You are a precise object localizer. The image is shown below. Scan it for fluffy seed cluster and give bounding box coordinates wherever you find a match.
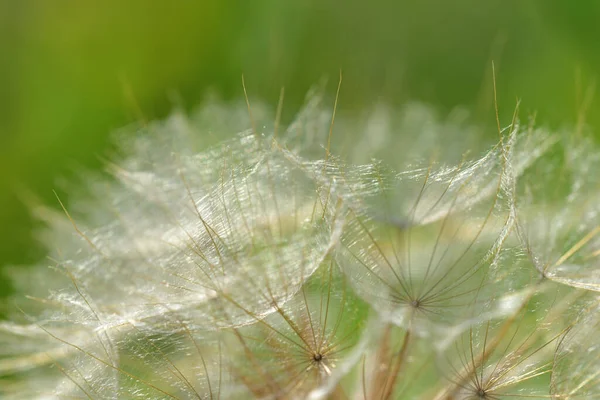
[2,92,600,399]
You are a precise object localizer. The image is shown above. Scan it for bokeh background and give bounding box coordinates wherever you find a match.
[1,1,599,300]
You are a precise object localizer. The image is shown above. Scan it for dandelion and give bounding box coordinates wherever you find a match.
[0,96,344,398]
[2,88,600,400]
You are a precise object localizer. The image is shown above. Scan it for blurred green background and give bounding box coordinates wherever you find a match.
[1,1,599,298]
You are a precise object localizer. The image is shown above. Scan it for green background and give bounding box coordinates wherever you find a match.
[1,1,599,297]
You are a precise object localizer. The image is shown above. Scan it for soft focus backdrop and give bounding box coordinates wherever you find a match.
[1,1,599,299]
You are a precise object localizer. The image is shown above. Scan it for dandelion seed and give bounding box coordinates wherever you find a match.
[222,259,368,399]
[514,131,600,291]
[551,299,600,399]
[435,283,583,400]
[333,139,517,337]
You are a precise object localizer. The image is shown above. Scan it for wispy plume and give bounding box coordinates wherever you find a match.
[2,89,600,400]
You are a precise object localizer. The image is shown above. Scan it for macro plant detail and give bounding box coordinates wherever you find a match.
[1,91,600,400]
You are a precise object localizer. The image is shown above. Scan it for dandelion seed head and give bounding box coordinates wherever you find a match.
[2,91,600,399]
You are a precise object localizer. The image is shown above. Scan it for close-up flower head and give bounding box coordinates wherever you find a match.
[1,2,600,399]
